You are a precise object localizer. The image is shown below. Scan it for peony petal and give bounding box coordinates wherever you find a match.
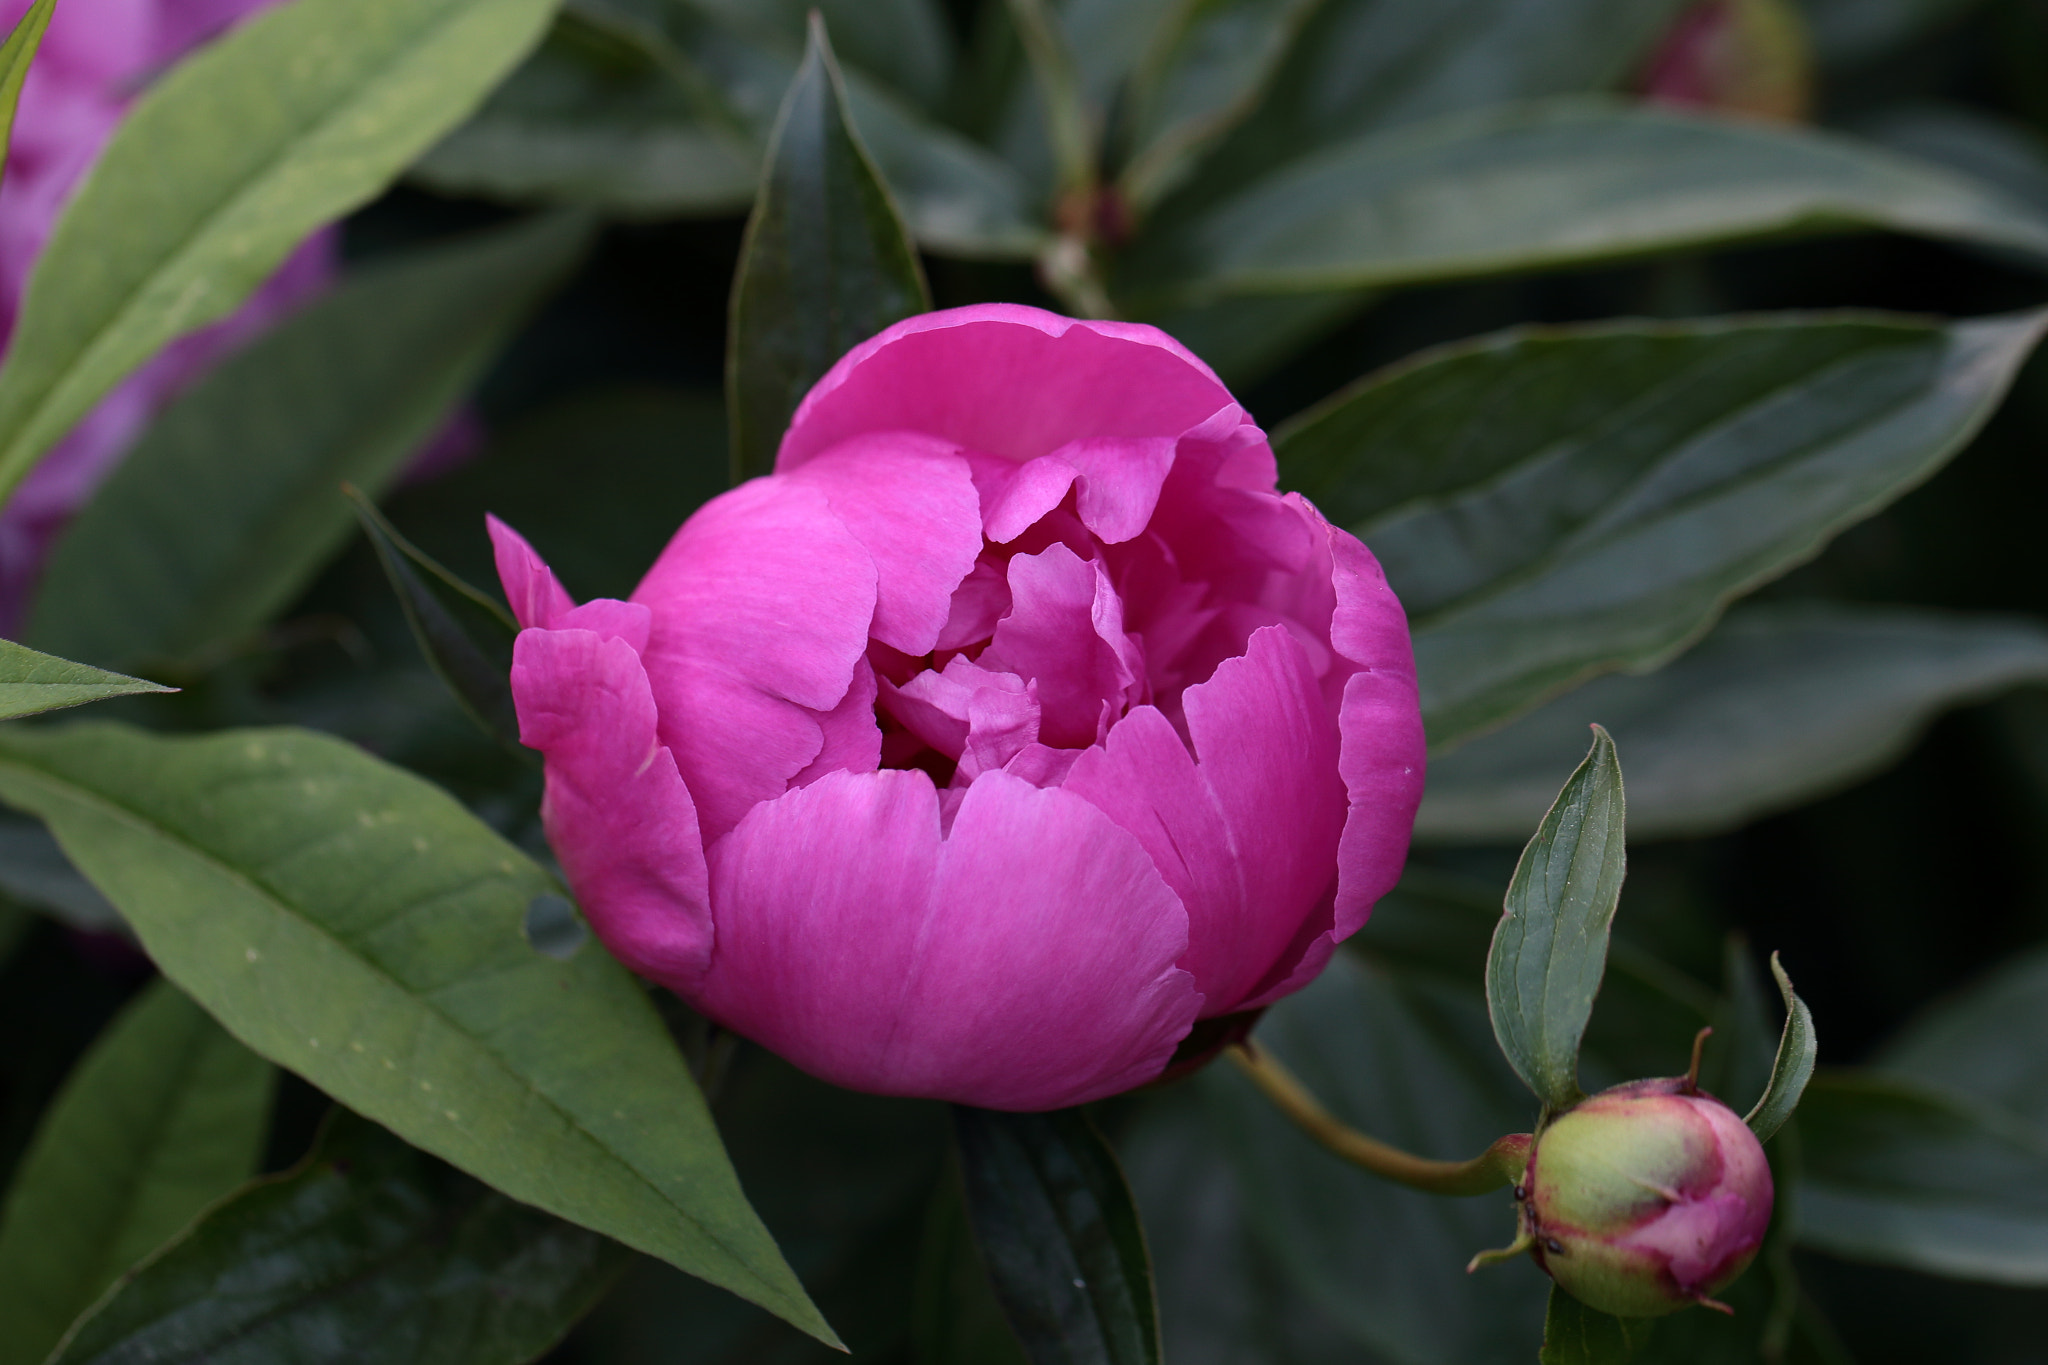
[489,514,575,630]
[981,542,1144,749]
[1064,626,1345,1012]
[778,304,1236,474]
[793,657,882,786]
[786,432,983,656]
[634,478,879,839]
[698,768,1198,1110]
[511,626,713,991]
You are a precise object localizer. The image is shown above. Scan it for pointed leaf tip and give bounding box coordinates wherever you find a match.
[1745,952,1817,1142]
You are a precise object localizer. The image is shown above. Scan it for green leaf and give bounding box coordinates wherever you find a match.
[27,212,590,673]
[1794,1072,2048,1283]
[1745,955,1818,1143]
[912,1164,1032,1365]
[0,640,171,720]
[1486,725,1627,1112]
[1203,951,1549,1362]
[49,1109,630,1364]
[951,1106,1161,1365]
[1275,311,2048,748]
[0,0,562,510]
[0,0,57,186]
[344,487,522,753]
[1878,943,2048,1133]
[0,813,120,931]
[1415,604,2048,841]
[0,722,836,1345]
[1540,1286,1655,1364]
[0,979,274,1365]
[727,15,930,483]
[1118,101,2048,306]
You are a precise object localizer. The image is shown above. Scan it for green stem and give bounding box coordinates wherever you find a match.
[1228,1043,1531,1197]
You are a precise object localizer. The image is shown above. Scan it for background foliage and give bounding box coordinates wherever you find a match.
[6,0,2048,1361]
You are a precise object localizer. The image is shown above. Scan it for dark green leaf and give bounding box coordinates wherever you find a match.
[1415,604,2048,841]
[0,0,561,507]
[49,1109,630,1364]
[1878,943,2048,1134]
[1276,311,2048,747]
[0,722,835,1345]
[1746,955,1817,1143]
[344,487,522,753]
[1486,726,1627,1112]
[1119,102,2048,306]
[913,1164,1031,1365]
[0,980,274,1365]
[727,16,930,483]
[951,1106,1161,1365]
[0,0,57,186]
[28,213,589,672]
[1540,1286,1655,1364]
[0,640,171,720]
[1795,1072,2048,1283]
[1204,951,1548,1362]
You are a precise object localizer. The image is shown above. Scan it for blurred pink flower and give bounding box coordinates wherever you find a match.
[1640,0,1811,123]
[0,0,337,633]
[493,304,1427,1111]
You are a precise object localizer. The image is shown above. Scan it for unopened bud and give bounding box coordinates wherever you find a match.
[1640,0,1812,123]
[1520,1077,1772,1317]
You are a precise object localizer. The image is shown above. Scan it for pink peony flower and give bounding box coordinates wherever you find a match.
[492,304,1426,1111]
[1523,1077,1775,1316]
[0,0,336,633]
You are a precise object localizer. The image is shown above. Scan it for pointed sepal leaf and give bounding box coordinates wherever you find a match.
[0,639,171,720]
[344,486,522,752]
[1745,953,1817,1143]
[1486,725,1628,1112]
[726,13,930,484]
[951,1105,1162,1365]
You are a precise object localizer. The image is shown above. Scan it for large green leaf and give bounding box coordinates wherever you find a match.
[951,1106,1161,1365]
[727,16,930,482]
[1415,604,2048,842]
[0,980,273,1365]
[49,1109,628,1364]
[1877,944,2048,1134]
[1486,727,1627,1113]
[1119,101,2048,305]
[0,0,561,508]
[0,640,170,720]
[28,213,589,672]
[0,722,835,1345]
[1276,311,2048,747]
[1794,1072,2048,1284]
[1205,952,1549,1364]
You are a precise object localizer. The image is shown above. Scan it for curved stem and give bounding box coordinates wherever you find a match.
[1227,1043,1531,1197]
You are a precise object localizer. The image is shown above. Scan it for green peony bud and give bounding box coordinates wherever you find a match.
[1518,1077,1773,1317]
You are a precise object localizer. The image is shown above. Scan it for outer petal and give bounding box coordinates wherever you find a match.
[697,768,1198,1110]
[633,479,879,840]
[490,514,574,629]
[777,304,1236,473]
[511,625,713,991]
[1063,626,1345,1012]
[784,432,984,656]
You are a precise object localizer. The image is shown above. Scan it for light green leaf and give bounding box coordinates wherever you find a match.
[0,639,170,720]
[1540,1286,1655,1364]
[27,213,589,672]
[1119,101,2048,306]
[1795,1072,2048,1284]
[727,16,929,482]
[1415,604,2048,842]
[1276,311,2048,748]
[1878,943,2048,1134]
[0,0,561,508]
[1486,726,1627,1112]
[0,0,57,187]
[0,979,274,1365]
[1745,954,1817,1144]
[951,1106,1160,1365]
[49,1109,629,1365]
[1204,951,1550,1362]
[0,722,836,1345]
